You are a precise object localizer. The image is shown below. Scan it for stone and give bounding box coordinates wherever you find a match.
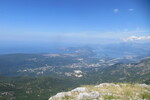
[71,87,88,92]
[49,92,72,100]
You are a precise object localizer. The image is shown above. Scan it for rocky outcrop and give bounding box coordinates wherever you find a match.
[48,83,150,100]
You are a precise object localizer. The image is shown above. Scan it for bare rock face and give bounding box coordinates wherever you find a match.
[139,84,150,88]
[77,91,100,99]
[48,83,150,100]
[95,83,120,88]
[71,87,88,92]
[48,92,71,100]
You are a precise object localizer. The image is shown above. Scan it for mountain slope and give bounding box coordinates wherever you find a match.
[0,76,79,100]
[80,57,150,84]
[49,83,150,100]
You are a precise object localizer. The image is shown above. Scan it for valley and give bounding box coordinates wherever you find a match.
[0,44,150,100]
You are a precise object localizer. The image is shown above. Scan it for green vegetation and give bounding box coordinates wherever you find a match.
[140,92,150,99]
[103,95,117,100]
[0,76,79,100]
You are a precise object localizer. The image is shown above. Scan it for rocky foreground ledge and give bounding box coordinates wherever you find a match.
[48,83,150,100]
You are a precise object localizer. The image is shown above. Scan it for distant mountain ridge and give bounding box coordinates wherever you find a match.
[83,57,150,84]
[0,53,150,84]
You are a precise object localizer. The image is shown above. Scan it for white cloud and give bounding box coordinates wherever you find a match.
[123,36,150,41]
[113,9,119,13]
[128,9,134,11]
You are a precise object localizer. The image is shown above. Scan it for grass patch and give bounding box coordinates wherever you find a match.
[140,92,150,99]
[103,95,117,100]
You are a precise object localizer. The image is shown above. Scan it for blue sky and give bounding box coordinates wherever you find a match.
[0,0,150,44]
